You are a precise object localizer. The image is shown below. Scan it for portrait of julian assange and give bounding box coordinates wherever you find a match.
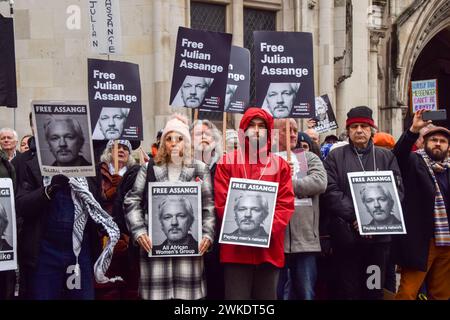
[0,202,13,252]
[262,82,300,118]
[171,75,214,108]
[92,107,130,140]
[222,192,270,239]
[152,196,198,252]
[37,114,93,167]
[358,184,404,232]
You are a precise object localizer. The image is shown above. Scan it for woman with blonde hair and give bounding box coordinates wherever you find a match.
[124,114,215,300]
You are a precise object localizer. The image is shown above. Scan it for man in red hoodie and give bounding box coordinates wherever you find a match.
[214,107,295,300]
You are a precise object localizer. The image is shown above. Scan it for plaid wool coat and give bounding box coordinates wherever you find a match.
[124,160,216,300]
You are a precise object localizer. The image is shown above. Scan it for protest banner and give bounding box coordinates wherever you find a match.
[0,178,17,271]
[255,31,315,118]
[32,101,96,177]
[88,58,142,141]
[348,171,406,235]
[169,27,232,112]
[149,182,202,257]
[219,178,278,248]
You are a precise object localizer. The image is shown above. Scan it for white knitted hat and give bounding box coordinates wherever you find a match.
[161,114,191,144]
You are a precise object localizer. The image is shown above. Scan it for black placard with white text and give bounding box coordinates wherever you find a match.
[169,27,232,112]
[255,31,315,118]
[225,46,250,113]
[88,58,142,140]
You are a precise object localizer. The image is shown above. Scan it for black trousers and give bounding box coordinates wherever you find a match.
[330,242,390,300]
[0,270,16,300]
[204,242,224,300]
[224,263,280,300]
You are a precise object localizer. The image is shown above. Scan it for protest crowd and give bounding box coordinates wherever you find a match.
[0,17,449,302]
[0,104,449,301]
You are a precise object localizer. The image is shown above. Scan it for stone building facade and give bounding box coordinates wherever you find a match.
[0,0,449,151]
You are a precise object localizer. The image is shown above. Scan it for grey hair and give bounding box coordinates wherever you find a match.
[0,203,8,236]
[190,119,223,157]
[233,192,269,221]
[360,184,394,206]
[100,143,136,168]
[158,196,194,228]
[0,128,18,141]
[43,116,85,146]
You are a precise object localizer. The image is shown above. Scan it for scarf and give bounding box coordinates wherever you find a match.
[416,149,450,246]
[44,176,122,283]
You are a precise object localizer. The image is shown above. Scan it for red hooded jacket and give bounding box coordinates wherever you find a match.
[214,107,295,267]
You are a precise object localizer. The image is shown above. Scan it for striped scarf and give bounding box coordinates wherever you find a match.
[416,149,450,246]
[44,176,122,283]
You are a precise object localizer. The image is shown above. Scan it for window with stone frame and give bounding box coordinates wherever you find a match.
[190,1,226,121]
[244,8,276,105]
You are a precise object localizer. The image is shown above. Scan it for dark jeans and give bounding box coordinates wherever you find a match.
[330,242,390,300]
[286,252,317,300]
[224,263,280,300]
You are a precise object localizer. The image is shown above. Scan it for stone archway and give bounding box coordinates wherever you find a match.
[390,0,450,134]
[408,27,450,128]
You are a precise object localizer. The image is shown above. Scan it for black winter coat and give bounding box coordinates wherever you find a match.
[321,141,403,248]
[15,155,101,269]
[392,129,450,271]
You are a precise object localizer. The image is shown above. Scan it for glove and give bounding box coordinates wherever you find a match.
[45,174,69,199]
[111,174,121,187]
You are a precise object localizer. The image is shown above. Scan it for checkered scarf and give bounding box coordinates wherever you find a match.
[416,149,450,246]
[44,176,122,283]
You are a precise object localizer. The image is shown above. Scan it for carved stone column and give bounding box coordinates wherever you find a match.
[369,30,385,127]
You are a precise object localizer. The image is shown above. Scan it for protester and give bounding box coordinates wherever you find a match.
[190,119,222,183]
[393,110,450,300]
[274,118,327,300]
[95,140,139,300]
[304,128,322,158]
[225,129,239,153]
[321,106,403,300]
[295,132,313,152]
[214,107,294,300]
[124,114,215,300]
[190,119,223,299]
[19,135,32,153]
[0,128,18,161]
[15,113,119,299]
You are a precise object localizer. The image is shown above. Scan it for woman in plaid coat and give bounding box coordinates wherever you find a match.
[124,115,215,300]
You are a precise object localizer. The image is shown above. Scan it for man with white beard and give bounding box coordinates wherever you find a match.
[190,119,224,300]
[190,120,223,185]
